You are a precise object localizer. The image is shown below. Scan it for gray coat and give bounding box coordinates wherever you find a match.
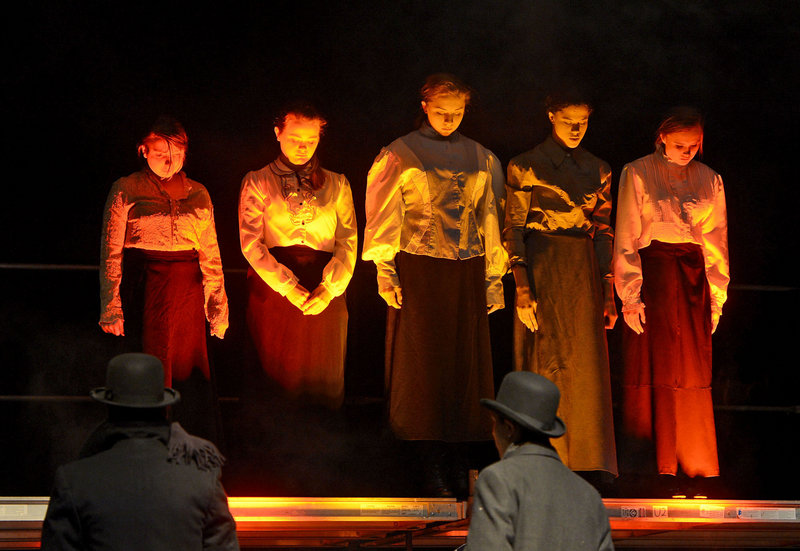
[41,422,239,550]
[466,442,613,550]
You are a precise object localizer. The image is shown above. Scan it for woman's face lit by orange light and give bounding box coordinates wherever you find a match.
[275,116,322,166]
[549,104,590,149]
[422,93,466,137]
[661,126,703,166]
[144,138,186,179]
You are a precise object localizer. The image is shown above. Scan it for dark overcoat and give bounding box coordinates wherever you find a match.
[466,442,613,550]
[41,422,239,550]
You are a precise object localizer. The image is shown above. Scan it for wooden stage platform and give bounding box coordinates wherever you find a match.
[2,496,799,549]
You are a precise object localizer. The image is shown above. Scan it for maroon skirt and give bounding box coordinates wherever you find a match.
[620,240,718,477]
[246,245,347,409]
[385,251,494,442]
[121,248,209,384]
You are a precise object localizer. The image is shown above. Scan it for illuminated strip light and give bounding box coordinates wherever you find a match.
[605,499,799,523]
[228,497,464,523]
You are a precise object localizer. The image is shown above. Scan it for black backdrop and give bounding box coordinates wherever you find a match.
[2,1,798,498]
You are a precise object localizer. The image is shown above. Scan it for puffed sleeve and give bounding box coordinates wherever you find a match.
[202,473,240,551]
[465,468,514,551]
[320,174,358,296]
[613,163,646,310]
[503,159,534,267]
[99,178,132,326]
[699,174,729,314]
[362,148,404,291]
[239,170,300,295]
[195,189,229,338]
[41,468,84,551]
[477,151,508,309]
[592,161,614,282]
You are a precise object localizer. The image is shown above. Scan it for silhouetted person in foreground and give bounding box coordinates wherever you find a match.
[466,371,613,550]
[41,353,239,550]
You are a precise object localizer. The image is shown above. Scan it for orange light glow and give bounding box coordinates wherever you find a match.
[227,497,464,524]
[605,498,799,524]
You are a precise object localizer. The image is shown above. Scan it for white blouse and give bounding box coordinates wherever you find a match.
[238,161,357,297]
[613,149,729,314]
[362,124,507,307]
[99,169,229,336]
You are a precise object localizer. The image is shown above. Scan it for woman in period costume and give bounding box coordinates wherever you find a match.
[99,116,229,441]
[504,92,618,479]
[613,106,728,496]
[239,103,357,409]
[362,74,507,496]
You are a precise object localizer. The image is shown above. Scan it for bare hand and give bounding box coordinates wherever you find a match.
[515,286,538,332]
[604,294,618,329]
[622,303,646,334]
[379,286,403,309]
[285,283,311,311]
[302,285,334,316]
[488,303,503,314]
[711,311,720,334]
[99,319,125,336]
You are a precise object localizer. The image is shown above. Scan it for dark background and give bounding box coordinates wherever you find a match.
[2,1,798,499]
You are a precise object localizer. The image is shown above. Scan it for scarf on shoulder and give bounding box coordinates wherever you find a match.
[79,420,224,472]
[270,153,324,193]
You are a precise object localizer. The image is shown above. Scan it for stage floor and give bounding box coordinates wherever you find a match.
[2,496,799,549]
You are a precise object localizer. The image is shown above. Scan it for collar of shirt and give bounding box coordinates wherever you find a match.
[502,441,562,462]
[654,144,694,171]
[541,135,593,172]
[418,120,462,143]
[144,168,190,199]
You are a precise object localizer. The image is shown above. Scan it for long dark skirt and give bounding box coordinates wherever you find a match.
[513,232,617,475]
[120,248,221,443]
[386,252,494,442]
[121,249,209,382]
[246,245,347,409]
[620,240,719,477]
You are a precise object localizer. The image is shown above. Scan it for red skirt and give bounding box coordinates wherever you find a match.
[620,241,719,477]
[121,248,209,384]
[246,246,347,409]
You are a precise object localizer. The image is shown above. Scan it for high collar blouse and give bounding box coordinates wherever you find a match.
[504,136,614,278]
[99,169,229,336]
[613,148,729,313]
[238,159,357,297]
[362,123,507,307]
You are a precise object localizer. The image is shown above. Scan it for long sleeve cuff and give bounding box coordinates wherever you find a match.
[486,276,505,309]
[375,260,400,291]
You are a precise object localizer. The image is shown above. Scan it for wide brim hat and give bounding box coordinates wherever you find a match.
[480,371,566,438]
[90,353,180,408]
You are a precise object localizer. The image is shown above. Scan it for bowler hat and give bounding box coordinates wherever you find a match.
[480,371,566,438]
[90,353,180,408]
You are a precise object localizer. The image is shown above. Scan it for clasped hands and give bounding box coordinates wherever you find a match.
[285,282,334,315]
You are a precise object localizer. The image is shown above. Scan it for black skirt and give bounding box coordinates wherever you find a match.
[246,245,348,409]
[385,251,494,442]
